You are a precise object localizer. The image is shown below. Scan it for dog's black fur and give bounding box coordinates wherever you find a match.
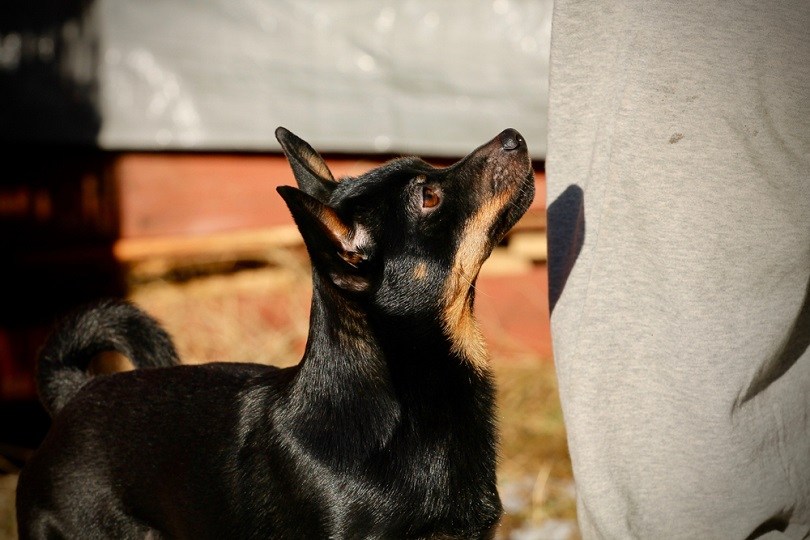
[16,128,534,539]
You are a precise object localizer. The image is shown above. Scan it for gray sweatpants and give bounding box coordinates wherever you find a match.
[546,1,810,538]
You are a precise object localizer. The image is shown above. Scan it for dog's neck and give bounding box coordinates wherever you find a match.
[281,273,496,468]
[296,274,386,386]
[297,273,489,396]
[279,274,398,461]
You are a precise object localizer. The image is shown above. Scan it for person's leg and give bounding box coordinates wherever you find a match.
[547,1,810,537]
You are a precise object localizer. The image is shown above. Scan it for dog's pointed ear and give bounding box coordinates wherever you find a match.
[277,186,370,293]
[276,127,338,202]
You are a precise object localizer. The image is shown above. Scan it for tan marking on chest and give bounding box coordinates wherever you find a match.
[442,192,511,372]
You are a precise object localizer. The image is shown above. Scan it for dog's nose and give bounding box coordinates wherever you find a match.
[499,128,525,151]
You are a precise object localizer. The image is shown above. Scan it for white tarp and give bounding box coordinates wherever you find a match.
[2,1,552,158]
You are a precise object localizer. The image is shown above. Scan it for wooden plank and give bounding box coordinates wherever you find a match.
[508,232,548,263]
[113,226,302,262]
[510,207,546,233]
[112,153,546,239]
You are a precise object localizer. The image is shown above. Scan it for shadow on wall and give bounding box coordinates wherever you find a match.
[547,184,584,314]
[0,0,110,407]
[0,0,100,144]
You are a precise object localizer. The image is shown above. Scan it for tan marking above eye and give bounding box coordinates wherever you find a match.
[422,186,440,209]
[413,262,428,280]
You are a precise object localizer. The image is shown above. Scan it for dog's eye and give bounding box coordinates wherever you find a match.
[422,186,441,209]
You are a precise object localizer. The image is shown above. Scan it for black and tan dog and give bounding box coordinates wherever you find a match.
[16,128,535,539]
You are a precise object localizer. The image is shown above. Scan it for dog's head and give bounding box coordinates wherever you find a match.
[277,127,534,369]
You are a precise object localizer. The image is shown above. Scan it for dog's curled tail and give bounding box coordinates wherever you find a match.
[37,299,180,417]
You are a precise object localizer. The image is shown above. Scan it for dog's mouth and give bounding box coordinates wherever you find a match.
[487,129,535,240]
[491,168,535,245]
[459,128,535,268]
[441,129,535,370]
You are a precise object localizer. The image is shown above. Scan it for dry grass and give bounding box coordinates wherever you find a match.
[0,254,577,539]
[0,476,15,540]
[128,248,312,367]
[494,359,577,538]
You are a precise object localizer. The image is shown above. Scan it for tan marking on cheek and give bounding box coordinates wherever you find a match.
[442,192,511,371]
[452,193,511,283]
[413,262,428,281]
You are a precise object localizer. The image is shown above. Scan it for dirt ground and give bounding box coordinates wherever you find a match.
[0,257,577,539]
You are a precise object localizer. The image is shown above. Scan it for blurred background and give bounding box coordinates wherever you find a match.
[0,1,574,538]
